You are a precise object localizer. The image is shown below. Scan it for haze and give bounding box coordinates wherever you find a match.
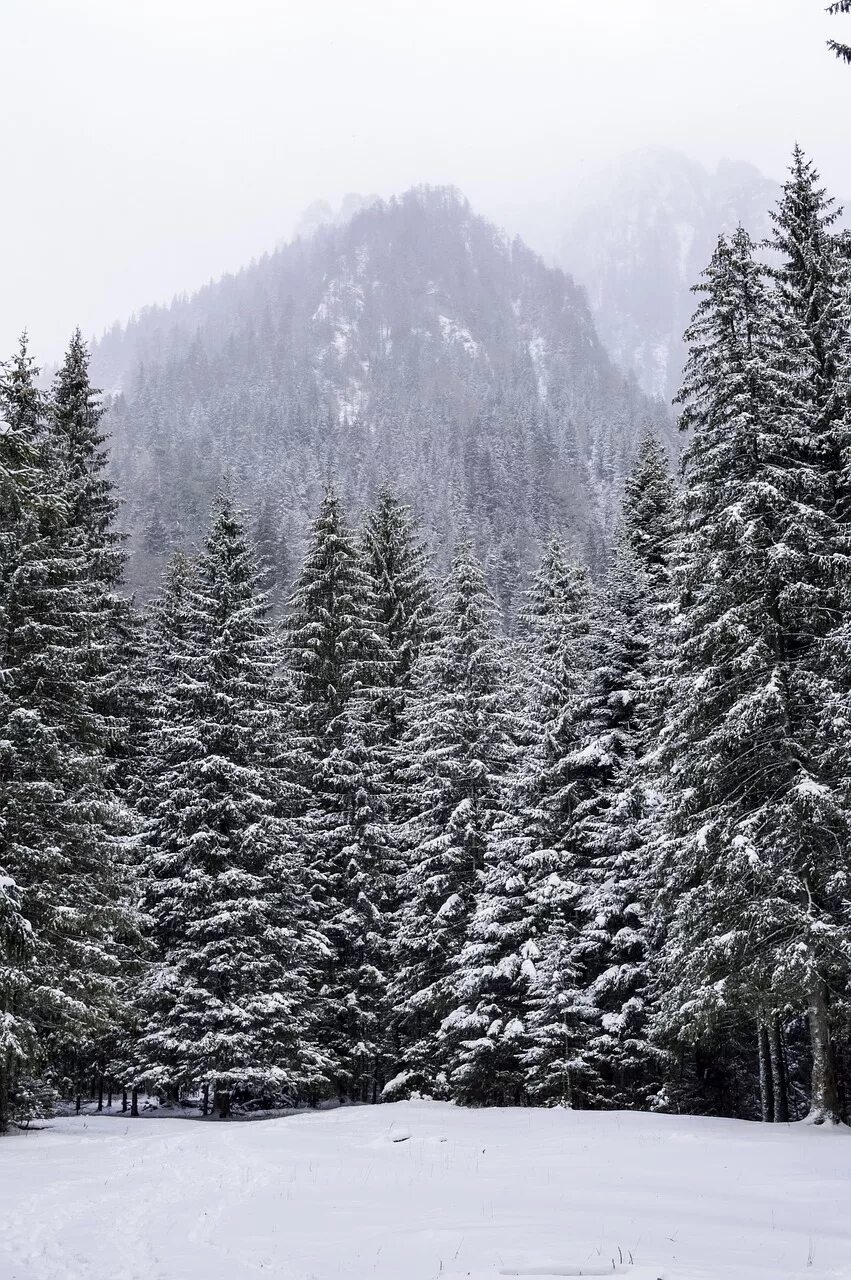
[2,0,848,361]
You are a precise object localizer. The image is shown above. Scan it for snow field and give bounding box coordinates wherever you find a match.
[1,1101,849,1280]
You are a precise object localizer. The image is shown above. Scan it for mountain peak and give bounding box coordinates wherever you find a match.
[93,187,668,602]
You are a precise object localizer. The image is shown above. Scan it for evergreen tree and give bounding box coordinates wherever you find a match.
[512,544,603,1106]
[51,331,143,789]
[360,485,436,745]
[133,496,322,1115]
[51,330,124,590]
[284,486,390,1098]
[562,442,677,1110]
[442,541,592,1106]
[768,147,851,523]
[620,434,677,603]
[656,227,851,1124]
[568,541,659,1108]
[285,486,386,758]
[0,336,130,1125]
[389,539,518,1099]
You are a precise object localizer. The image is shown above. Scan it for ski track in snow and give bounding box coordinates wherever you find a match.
[2,1101,850,1280]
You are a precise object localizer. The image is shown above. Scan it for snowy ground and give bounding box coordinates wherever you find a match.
[1,1102,850,1280]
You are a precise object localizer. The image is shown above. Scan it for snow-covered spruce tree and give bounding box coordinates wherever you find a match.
[51,330,125,591]
[133,496,321,1116]
[560,440,677,1111]
[330,486,438,1099]
[0,336,131,1125]
[360,485,436,747]
[506,541,597,1107]
[50,331,145,1099]
[284,486,392,1100]
[770,151,851,1121]
[440,540,592,1106]
[388,539,519,1100]
[567,538,660,1109]
[51,331,144,791]
[768,148,851,523]
[655,227,851,1124]
[620,433,677,605]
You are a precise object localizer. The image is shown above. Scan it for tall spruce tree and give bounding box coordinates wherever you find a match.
[0,336,130,1125]
[284,486,391,1099]
[51,331,144,794]
[389,539,518,1099]
[567,540,659,1108]
[768,147,851,523]
[133,496,322,1115]
[510,542,598,1106]
[360,485,436,746]
[563,441,676,1110]
[441,541,592,1105]
[620,434,677,603]
[656,227,851,1124]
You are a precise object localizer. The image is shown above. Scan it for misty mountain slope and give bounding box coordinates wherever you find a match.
[95,187,670,604]
[559,149,780,400]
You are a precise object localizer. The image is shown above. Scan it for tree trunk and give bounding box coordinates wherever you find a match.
[0,1053,10,1135]
[130,1086,139,1118]
[808,974,841,1124]
[107,1085,112,1109]
[214,1086,230,1119]
[769,1018,789,1123]
[758,1023,774,1122]
[202,1083,209,1117]
[121,1087,127,1114]
[97,1073,104,1113]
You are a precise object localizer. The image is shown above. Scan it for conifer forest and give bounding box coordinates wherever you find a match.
[3,151,851,1135]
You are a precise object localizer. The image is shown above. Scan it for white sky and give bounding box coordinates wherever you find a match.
[2,0,849,361]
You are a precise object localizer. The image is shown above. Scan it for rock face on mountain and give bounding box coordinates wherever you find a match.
[558,150,779,401]
[94,186,669,606]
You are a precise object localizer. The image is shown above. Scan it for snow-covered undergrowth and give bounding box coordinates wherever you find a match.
[1,1101,849,1279]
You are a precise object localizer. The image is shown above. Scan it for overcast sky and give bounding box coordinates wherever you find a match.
[2,0,849,361]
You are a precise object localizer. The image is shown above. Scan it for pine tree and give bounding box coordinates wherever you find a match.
[285,486,386,758]
[769,148,851,505]
[51,331,143,788]
[284,486,391,1099]
[51,330,125,591]
[0,336,130,1124]
[133,497,322,1115]
[511,543,601,1106]
[562,442,677,1110]
[568,541,659,1108]
[389,539,518,1099]
[656,227,851,1124]
[440,541,590,1106]
[620,434,677,604]
[360,485,436,746]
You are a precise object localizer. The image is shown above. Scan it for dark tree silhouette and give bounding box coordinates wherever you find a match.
[827,1,851,64]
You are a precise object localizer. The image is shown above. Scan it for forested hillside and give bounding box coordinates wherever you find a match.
[91,187,670,606]
[2,148,851,1132]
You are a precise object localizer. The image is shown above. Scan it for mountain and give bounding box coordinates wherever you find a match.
[556,150,780,401]
[94,186,670,608]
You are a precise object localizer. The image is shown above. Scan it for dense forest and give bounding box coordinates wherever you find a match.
[2,147,851,1132]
